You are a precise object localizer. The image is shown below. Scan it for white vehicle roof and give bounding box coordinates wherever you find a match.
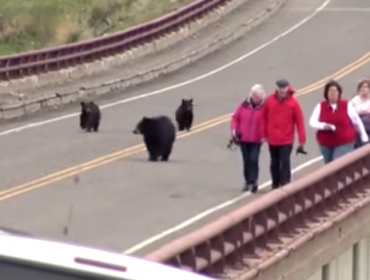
[0,232,217,280]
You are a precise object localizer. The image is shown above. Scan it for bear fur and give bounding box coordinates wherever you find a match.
[133,115,176,162]
[175,98,194,131]
[80,101,101,132]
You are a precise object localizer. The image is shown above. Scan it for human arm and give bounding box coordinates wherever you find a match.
[349,97,359,113]
[260,103,268,141]
[230,104,241,135]
[348,102,369,143]
[293,101,306,145]
[309,103,334,130]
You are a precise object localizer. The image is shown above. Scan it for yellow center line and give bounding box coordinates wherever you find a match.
[0,51,370,201]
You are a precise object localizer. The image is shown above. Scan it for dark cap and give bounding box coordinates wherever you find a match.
[276,79,289,88]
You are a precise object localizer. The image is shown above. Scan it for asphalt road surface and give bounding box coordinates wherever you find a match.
[0,0,369,255]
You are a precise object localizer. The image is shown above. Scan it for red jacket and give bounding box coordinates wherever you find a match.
[260,86,306,145]
[316,100,356,147]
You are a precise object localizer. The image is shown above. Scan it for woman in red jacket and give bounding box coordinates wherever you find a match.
[309,80,368,164]
[231,84,265,193]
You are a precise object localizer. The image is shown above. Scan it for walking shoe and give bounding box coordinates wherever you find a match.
[251,183,258,193]
[242,183,250,192]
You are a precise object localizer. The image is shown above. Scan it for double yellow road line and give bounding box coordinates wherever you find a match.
[1,51,370,202]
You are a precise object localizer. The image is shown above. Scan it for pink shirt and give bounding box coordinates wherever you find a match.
[350,95,370,115]
[350,95,370,133]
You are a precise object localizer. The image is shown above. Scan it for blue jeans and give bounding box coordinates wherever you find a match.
[319,143,355,164]
[240,142,262,185]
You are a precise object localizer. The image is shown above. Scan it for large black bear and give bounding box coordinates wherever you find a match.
[80,101,101,132]
[133,115,176,162]
[175,98,194,131]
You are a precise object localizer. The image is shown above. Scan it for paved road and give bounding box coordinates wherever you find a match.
[0,0,369,255]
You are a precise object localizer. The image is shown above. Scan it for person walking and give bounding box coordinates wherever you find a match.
[230,84,265,193]
[260,79,306,190]
[350,78,370,148]
[309,80,368,164]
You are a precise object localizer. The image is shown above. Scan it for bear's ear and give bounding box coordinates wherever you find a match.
[189,98,193,103]
[80,101,85,106]
[142,116,148,121]
[181,99,185,103]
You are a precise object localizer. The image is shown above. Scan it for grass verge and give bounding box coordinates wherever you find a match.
[0,0,194,56]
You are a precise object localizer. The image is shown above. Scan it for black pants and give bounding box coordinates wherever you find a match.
[355,132,370,149]
[240,142,262,185]
[269,144,293,188]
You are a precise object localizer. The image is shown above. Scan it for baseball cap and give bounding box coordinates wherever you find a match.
[276,79,289,88]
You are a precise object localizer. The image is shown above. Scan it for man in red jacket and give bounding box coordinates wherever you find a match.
[260,79,306,189]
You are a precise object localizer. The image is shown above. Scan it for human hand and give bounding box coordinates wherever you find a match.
[296,144,307,155]
[323,124,335,130]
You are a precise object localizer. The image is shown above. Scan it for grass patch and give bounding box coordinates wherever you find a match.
[0,0,194,56]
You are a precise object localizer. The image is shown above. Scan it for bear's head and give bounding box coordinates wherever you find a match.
[80,101,87,111]
[133,116,151,135]
[181,98,193,112]
[81,101,96,113]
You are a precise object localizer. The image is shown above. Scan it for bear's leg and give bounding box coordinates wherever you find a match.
[80,115,86,130]
[148,149,160,161]
[84,114,93,132]
[93,121,99,132]
[145,142,160,162]
[161,144,173,162]
[149,154,159,161]
[185,124,190,131]
[185,115,194,131]
[177,122,185,131]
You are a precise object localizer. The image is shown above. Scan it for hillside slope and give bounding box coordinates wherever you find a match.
[0,0,192,55]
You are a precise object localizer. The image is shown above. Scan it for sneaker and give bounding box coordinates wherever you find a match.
[242,183,250,192]
[251,183,258,193]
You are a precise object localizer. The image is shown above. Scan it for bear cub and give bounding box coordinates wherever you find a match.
[80,101,101,132]
[133,115,176,162]
[175,98,194,131]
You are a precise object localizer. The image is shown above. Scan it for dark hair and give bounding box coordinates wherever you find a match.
[357,78,370,92]
[323,80,342,100]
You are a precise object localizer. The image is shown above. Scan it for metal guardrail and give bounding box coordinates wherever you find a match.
[0,0,230,81]
[145,144,370,279]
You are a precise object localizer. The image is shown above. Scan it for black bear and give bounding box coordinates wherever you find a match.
[80,101,101,132]
[175,98,194,131]
[133,115,176,162]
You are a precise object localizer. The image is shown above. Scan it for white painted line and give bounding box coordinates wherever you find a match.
[124,156,323,253]
[122,0,332,254]
[0,0,331,137]
[288,7,370,12]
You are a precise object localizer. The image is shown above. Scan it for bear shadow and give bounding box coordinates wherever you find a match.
[78,130,101,134]
[77,128,131,134]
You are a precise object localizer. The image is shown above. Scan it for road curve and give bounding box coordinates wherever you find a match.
[0,0,369,255]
